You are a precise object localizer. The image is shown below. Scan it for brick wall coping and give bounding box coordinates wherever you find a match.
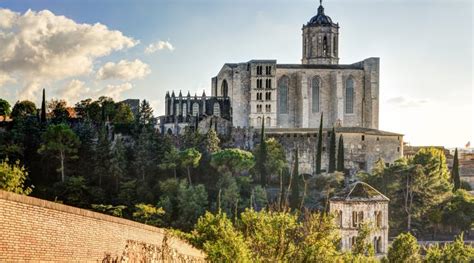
[0,190,206,259]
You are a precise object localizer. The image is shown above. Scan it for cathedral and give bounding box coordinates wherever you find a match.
[160,1,403,175]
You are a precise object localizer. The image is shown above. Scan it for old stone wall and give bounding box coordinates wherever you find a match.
[0,190,205,262]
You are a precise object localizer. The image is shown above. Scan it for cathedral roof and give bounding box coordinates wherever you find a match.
[331,182,390,202]
[306,1,338,27]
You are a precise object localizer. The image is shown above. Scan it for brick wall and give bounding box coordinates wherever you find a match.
[0,190,206,262]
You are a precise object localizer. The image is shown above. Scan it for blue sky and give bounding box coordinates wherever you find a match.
[0,0,472,147]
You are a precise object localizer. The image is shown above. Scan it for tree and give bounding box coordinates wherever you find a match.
[94,126,111,187]
[159,146,181,179]
[316,113,323,174]
[328,127,336,173]
[0,158,33,195]
[38,124,80,182]
[255,119,268,187]
[441,189,474,233]
[189,211,252,262]
[203,128,220,155]
[211,148,255,177]
[425,233,474,262]
[11,100,37,119]
[91,204,127,217]
[132,203,165,226]
[239,209,300,262]
[452,148,460,191]
[40,89,47,123]
[352,223,375,257]
[138,99,154,126]
[0,98,11,121]
[386,232,421,263]
[48,99,70,123]
[180,148,202,184]
[336,134,344,172]
[109,139,127,192]
[176,181,208,230]
[289,148,300,210]
[113,102,134,124]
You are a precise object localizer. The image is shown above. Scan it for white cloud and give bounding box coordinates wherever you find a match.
[145,40,174,54]
[96,59,150,81]
[0,72,15,87]
[0,8,138,100]
[57,79,89,104]
[95,83,133,101]
[386,96,429,108]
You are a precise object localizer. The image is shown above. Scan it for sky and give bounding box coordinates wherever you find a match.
[0,0,472,148]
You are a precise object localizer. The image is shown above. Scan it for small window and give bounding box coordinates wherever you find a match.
[345,77,354,114]
[265,104,271,113]
[266,79,272,89]
[257,66,262,75]
[352,211,358,227]
[257,79,263,89]
[397,147,400,152]
[361,135,365,141]
[322,147,326,152]
[257,116,262,126]
[265,116,271,126]
[213,102,221,117]
[257,104,262,113]
[265,66,272,75]
[376,137,379,141]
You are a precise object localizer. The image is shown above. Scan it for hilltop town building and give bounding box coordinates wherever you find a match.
[160,1,403,175]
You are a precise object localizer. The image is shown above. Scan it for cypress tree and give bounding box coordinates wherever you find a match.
[452,148,460,190]
[315,113,323,174]
[328,127,336,173]
[337,134,345,172]
[40,88,46,123]
[290,148,300,210]
[257,118,268,187]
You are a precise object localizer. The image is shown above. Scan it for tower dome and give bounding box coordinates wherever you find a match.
[302,0,340,65]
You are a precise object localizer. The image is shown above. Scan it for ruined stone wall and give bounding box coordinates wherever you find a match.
[330,200,389,254]
[0,190,205,262]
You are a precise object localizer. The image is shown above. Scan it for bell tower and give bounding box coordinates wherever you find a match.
[302,0,339,65]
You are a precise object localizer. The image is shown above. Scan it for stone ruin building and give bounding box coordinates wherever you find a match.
[159,1,403,175]
[329,182,390,255]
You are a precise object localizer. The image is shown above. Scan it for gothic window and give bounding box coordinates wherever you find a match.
[278,76,289,114]
[265,104,271,113]
[333,35,337,55]
[221,80,229,97]
[257,104,262,113]
[213,102,221,117]
[257,117,262,126]
[323,36,328,56]
[375,211,382,228]
[175,103,179,116]
[312,76,320,112]
[265,92,271,101]
[183,103,187,116]
[257,79,263,89]
[265,66,272,75]
[192,103,199,116]
[266,117,271,126]
[345,77,354,114]
[257,66,263,75]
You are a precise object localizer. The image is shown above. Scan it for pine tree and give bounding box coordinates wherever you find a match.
[315,113,323,174]
[289,148,300,210]
[40,88,47,123]
[337,134,345,172]
[452,148,460,191]
[257,118,268,187]
[328,127,336,173]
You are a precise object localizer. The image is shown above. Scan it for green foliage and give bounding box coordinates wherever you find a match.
[91,204,127,217]
[0,158,33,195]
[336,134,344,172]
[159,146,180,178]
[316,113,323,174]
[211,148,255,176]
[424,233,474,263]
[203,128,220,155]
[11,100,37,119]
[176,181,208,230]
[138,99,154,126]
[441,189,474,233]
[189,211,252,262]
[52,176,90,207]
[113,102,134,124]
[180,148,202,184]
[328,127,336,173]
[0,98,11,120]
[255,119,268,187]
[254,138,287,186]
[387,232,421,263]
[38,124,80,182]
[452,148,460,191]
[289,148,300,210]
[132,203,165,226]
[352,223,375,257]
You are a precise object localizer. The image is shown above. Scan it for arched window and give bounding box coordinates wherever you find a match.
[174,103,179,116]
[192,103,199,116]
[312,76,320,112]
[336,210,342,227]
[345,77,354,114]
[323,36,328,56]
[213,102,221,117]
[333,35,337,55]
[278,76,289,114]
[266,117,271,126]
[182,103,187,116]
[257,117,262,126]
[221,80,228,97]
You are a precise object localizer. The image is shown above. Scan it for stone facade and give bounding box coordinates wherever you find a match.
[329,182,390,255]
